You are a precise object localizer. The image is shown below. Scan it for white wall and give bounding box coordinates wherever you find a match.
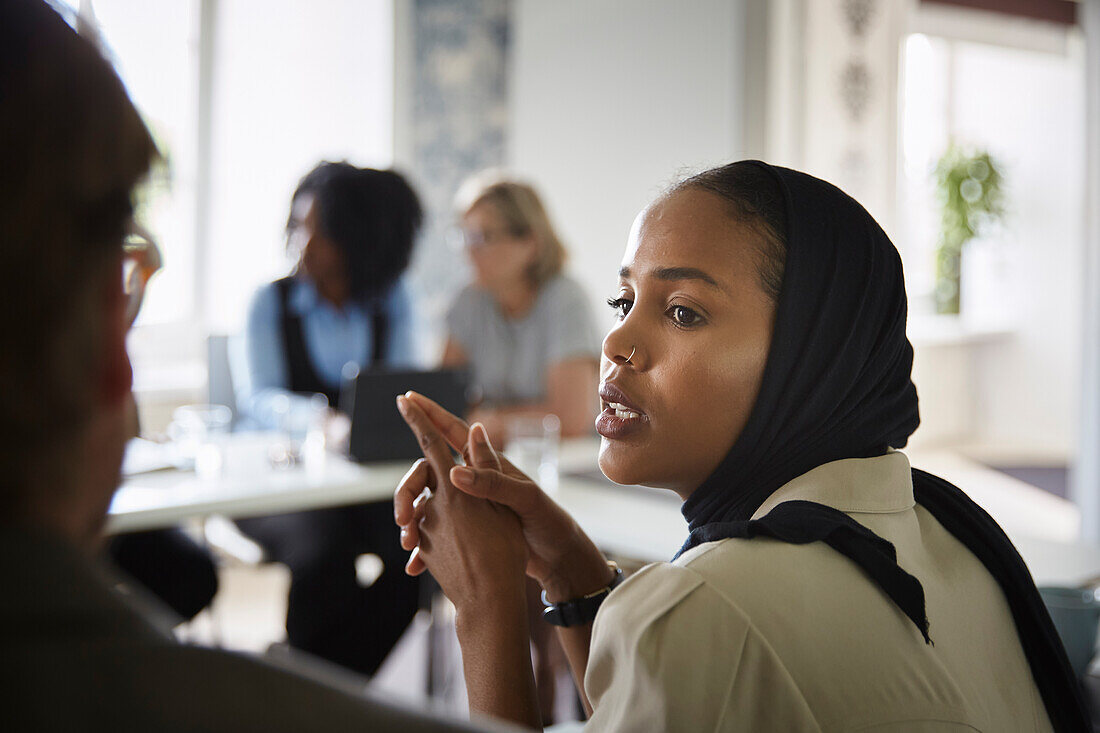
[205,0,395,333]
[510,0,747,330]
[800,0,903,235]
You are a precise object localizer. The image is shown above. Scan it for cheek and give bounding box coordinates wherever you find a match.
[322,244,345,271]
[503,246,532,273]
[468,252,493,278]
[601,334,769,493]
[663,344,762,453]
[304,238,340,270]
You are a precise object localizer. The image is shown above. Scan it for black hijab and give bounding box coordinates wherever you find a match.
[675,161,1088,731]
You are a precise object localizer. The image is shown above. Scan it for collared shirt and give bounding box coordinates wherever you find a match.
[585,452,1053,732]
[239,277,418,429]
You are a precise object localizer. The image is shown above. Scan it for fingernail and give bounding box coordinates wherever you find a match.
[452,466,474,487]
[478,423,495,450]
[472,423,487,444]
[395,395,408,415]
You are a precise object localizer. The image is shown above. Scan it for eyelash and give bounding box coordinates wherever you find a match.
[607,297,632,318]
[606,297,705,328]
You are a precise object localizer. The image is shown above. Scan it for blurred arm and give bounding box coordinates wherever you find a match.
[238,283,315,429]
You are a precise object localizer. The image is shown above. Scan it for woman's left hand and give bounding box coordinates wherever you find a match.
[396,395,542,728]
[395,395,528,611]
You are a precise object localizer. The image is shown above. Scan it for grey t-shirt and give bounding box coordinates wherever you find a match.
[445,275,602,406]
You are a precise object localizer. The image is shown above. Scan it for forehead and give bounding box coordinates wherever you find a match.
[291,193,316,224]
[463,201,502,229]
[621,189,760,286]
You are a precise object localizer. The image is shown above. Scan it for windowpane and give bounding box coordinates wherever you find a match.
[92,0,200,326]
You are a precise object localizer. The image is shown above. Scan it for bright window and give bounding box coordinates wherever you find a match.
[897,25,1084,323]
[84,0,395,392]
[92,0,201,327]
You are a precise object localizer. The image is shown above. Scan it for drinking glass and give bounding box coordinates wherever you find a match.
[268,393,329,469]
[504,414,561,493]
[167,404,232,479]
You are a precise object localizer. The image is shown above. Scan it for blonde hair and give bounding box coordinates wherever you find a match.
[455,172,567,286]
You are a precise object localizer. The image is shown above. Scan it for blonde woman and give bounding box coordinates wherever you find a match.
[443,175,600,444]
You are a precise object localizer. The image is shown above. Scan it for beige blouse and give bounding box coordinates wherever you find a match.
[584,452,1053,732]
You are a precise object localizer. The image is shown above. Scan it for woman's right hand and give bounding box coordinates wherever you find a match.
[395,391,613,602]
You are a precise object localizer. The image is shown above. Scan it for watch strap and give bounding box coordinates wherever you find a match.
[541,562,624,627]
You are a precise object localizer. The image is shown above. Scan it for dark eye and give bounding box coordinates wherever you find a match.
[607,297,633,319]
[669,305,702,327]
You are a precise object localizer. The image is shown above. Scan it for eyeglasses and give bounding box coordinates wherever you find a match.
[446,225,516,252]
[122,224,162,327]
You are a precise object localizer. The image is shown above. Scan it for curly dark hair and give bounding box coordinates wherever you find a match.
[671,161,789,303]
[290,162,423,300]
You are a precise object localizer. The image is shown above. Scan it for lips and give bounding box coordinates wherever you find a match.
[596,382,648,439]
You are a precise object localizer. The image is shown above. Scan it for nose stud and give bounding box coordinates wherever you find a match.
[625,346,636,365]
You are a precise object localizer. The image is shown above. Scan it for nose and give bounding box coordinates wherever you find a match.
[602,318,640,368]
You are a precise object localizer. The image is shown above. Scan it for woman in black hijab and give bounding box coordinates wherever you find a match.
[393,161,1086,730]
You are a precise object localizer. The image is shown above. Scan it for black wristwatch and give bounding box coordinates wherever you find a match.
[541,562,624,627]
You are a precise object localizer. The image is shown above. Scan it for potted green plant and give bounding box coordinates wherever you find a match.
[933,145,1004,315]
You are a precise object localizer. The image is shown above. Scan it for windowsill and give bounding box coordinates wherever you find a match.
[951,439,1071,468]
[907,313,1016,348]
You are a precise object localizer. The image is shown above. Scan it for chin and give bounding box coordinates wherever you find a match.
[598,438,696,501]
[598,438,653,487]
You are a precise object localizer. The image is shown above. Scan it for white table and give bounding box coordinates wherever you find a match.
[107,434,412,534]
[108,435,1100,587]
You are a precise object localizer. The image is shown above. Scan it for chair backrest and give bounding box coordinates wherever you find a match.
[207,334,237,428]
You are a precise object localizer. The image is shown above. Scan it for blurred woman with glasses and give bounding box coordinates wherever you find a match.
[443,174,601,445]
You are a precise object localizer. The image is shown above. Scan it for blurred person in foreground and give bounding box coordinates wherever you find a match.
[0,2,509,730]
[234,162,424,677]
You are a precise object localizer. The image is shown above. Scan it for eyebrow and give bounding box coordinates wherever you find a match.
[618,265,727,293]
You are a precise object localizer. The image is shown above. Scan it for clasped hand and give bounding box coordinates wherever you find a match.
[393,392,610,607]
